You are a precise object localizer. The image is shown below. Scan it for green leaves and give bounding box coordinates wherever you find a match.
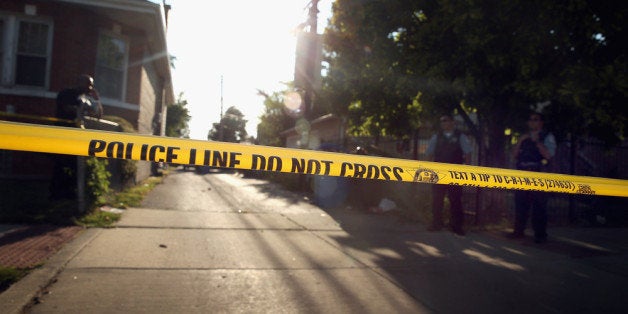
[166,93,191,138]
[324,0,626,161]
[208,106,247,143]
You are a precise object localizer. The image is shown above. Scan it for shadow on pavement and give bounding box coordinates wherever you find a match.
[195,168,628,312]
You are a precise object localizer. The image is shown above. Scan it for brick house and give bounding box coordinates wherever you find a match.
[0,0,174,183]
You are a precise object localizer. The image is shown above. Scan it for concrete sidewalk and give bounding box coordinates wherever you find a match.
[1,169,627,313]
[0,226,97,314]
[2,207,628,313]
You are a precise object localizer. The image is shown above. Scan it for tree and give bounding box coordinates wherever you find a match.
[256,90,295,147]
[323,0,423,141]
[208,106,247,142]
[539,1,627,146]
[166,92,191,138]
[324,0,627,166]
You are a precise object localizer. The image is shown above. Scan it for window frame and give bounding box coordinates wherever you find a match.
[0,13,53,89]
[95,30,129,101]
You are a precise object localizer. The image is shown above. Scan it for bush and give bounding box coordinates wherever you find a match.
[85,157,110,207]
[102,115,137,189]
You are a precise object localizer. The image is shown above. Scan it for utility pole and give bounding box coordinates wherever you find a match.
[294,0,320,121]
[219,75,224,141]
[304,0,318,120]
[309,0,318,34]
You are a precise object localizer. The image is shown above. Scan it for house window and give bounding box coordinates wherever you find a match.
[0,15,52,88]
[95,33,128,100]
[16,21,50,86]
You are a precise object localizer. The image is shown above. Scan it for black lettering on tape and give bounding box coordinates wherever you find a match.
[354,163,367,178]
[337,163,399,181]
[149,145,166,162]
[88,140,133,159]
[166,147,180,163]
[141,144,149,160]
[367,165,380,179]
[268,156,282,171]
[201,150,241,168]
[203,150,211,166]
[125,143,133,160]
[308,159,321,175]
[291,158,306,173]
[210,150,227,167]
[449,170,469,181]
[107,141,125,159]
[321,160,332,175]
[189,149,197,165]
[340,162,352,177]
[381,166,392,180]
[88,140,107,156]
[393,167,403,181]
[229,152,242,168]
[290,158,330,175]
[252,154,282,171]
[252,154,265,170]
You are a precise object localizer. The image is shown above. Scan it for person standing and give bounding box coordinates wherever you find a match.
[49,74,103,200]
[55,74,103,123]
[425,115,473,235]
[510,112,556,243]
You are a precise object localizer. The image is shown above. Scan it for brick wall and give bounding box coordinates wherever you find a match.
[1,0,169,183]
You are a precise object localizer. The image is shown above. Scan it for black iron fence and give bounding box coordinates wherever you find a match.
[547,139,628,226]
[340,135,628,227]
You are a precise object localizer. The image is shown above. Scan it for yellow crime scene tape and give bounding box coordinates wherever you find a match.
[1,120,627,197]
[0,110,75,125]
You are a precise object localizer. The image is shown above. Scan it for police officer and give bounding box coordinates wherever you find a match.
[425,114,473,235]
[510,112,556,243]
[55,74,103,123]
[49,75,103,200]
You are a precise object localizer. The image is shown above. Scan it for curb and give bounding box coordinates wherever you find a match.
[0,228,103,314]
[0,225,27,239]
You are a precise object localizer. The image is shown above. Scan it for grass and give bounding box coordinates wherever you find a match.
[76,175,164,228]
[0,174,164,227]
[110,176,163,208]
[75,210,121,228]
[0,173,165,293]
[0,266,30,293]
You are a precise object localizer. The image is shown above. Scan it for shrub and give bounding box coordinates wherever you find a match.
[85,157,110,207]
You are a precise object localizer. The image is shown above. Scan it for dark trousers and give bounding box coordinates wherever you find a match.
[514,190,548,239]
[432,184,463,230]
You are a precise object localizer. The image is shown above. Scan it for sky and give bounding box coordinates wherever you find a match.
[166,1,332,140]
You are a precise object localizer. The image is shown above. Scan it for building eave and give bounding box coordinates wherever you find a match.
[55,0,173,102]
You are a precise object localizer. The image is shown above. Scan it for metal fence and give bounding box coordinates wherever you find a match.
[547,139,628,226]
[341,135,628,227]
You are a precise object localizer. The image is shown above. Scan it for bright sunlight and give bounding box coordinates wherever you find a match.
[166,0,332,139]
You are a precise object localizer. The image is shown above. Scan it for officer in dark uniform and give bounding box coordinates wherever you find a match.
[55,74,102,122]
[510,112,556,243]
[49,75,102,200]
[425,115,472,235]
